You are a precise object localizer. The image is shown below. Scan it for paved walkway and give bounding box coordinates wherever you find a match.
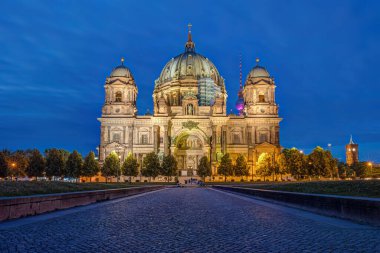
[0,188,379,253]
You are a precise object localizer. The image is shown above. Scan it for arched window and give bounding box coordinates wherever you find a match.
[233,133,240,144]
[115,91,122,102]
[113,133,121,143]
[259,133,268,143]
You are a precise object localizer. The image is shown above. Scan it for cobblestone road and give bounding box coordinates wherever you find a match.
[0,188,379,253]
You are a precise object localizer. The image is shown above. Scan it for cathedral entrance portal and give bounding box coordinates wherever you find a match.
[174,131,207,178]
[187,166,194,176]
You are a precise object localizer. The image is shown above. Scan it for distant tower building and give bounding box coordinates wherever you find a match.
[346,135,359,165]
[235,55,244,115]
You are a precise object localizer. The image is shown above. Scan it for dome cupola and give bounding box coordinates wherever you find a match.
[110,57,134,78]
[246,58,270,79]
[155,25,225,89]
[153,25,227,115]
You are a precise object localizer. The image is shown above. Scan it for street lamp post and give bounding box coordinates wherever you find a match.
[368,162,373,176]
[209,137,212,182]
[11,162,16,181]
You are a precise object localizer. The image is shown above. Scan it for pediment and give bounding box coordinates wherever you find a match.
[108,78,133,85]
[105,142,127,149]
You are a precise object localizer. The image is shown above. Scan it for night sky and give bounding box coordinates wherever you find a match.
[1,0,379,162]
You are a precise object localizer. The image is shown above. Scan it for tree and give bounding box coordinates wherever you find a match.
[337,162,350,179]
[351,162,370,178]
[234,154,248,178]
[160,154,177,182]
[218,153,233,182]
[256,153,274,181]
[45,149,65,180]
[284,148,306,179]
[122,154,139,182]
[276,152,288,180]
[8,150,28,180]
[141,152,160,181]
[82,151,100,181]
[66,150,83,181]
[307,147,334,179]
[25,149,45,179]
[197,156,211,181]
[0,151,8,178]
[101,152,120,183]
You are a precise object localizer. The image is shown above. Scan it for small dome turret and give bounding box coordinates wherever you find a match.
[246,58,270,79]
[110,57,134,78]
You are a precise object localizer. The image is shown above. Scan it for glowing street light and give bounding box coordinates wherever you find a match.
[368,162,373,175]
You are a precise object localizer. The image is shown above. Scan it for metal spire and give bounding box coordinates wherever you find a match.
[185,23,195,52]
[349,135,354,144]
[121,57,125,66]
[188,23,192,42]
[239,54,243,88]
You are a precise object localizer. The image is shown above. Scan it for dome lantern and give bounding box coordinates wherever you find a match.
[185,23,195,52]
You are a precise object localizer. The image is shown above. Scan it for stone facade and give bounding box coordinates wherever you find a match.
[98,28,282,181]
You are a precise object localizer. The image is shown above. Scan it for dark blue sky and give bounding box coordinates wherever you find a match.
[1,0,380,162]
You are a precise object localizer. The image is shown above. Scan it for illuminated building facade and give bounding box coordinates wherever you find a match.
[98,26,282,181]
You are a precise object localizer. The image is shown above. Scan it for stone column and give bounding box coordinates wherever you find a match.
[247,126,252,145]
[211,126,217,163]
[252,126,256,144]
[107,126,111,143]
[99,147,105,162]
[163,125,169,155]
[153,125,159,153]
[100,126,105,143]
[221,125,227,154]
[270,126,275,144]
[128,126,133,152]
[123,126,126,144]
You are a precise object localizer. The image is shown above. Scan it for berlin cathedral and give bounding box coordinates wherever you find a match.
[98,26,282,181]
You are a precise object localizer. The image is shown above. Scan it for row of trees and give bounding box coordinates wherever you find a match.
[215,147,373,182]
[102,152,215,182]
[1,147,372,182]
[217,154,249,181]
[0,149,99,181]
[255,147,372,180]
[102,152,178,182]
[0,148,211,182]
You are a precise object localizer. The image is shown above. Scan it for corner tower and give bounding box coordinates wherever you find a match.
[102,58,138,117]
[243,58,278,117]
[98,58,138,162]
[243,58,281,145]
[346,135,359,165]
